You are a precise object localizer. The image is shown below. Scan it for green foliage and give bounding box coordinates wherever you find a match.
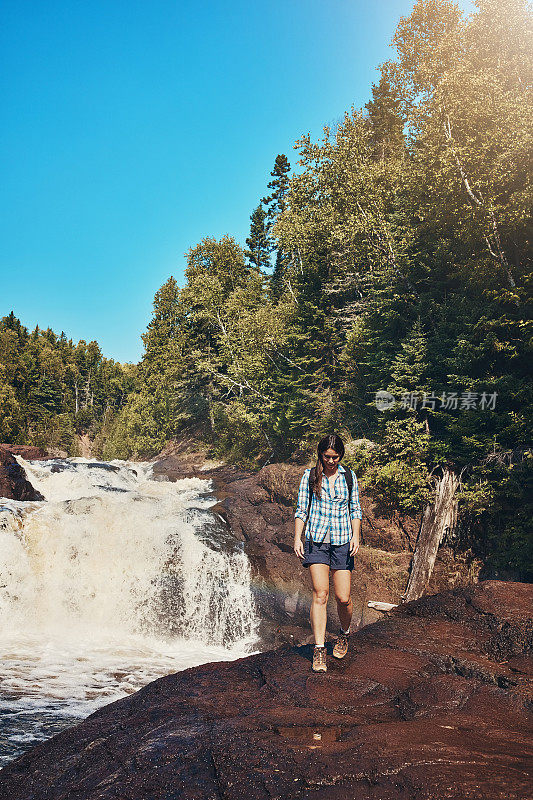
[28,413,79,455]
[262,154,291,223]
[0,313,134,453]
[456,451,533,579]
[212,400,266,467]
[141,277,181,376]
[367,459,431,516]
[74,407,95,435]
[262,154,291,299]
[341,439,377,477]
[102,391,168,460]
[360,418,432,514]
[0,378,22,442]
[365,72,405,161]
[389,318,430,395]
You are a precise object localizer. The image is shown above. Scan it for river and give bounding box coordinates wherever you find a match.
[0,457,259,767]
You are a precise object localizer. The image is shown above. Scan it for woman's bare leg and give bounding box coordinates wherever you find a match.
[309,563,330,646]
[332,569,353,632]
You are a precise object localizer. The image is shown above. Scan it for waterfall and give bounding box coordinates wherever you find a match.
[0,458,258,766]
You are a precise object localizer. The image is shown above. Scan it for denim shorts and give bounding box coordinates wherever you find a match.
[302,537,354,571]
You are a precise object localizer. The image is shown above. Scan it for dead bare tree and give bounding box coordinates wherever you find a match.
[402,466,459,602]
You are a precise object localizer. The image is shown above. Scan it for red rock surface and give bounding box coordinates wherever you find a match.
[1,581,531,799]
[0,445,44,501]
[0,444,49,460]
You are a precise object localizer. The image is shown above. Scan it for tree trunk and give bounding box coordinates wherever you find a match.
[83,370,92,409]
[402,467,459,602]
[207,382,215,435]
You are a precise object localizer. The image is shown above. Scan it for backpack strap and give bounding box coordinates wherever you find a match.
[344,468,353,515]
[306,467,316,522]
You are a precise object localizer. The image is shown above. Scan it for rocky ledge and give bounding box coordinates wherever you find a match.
[0,444,46,501]
[1,581,531,799]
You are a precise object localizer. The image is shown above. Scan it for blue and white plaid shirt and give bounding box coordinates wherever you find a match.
[295,464,362,545]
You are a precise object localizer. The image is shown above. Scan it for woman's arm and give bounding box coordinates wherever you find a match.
[349,471,362,556]
[294,471,310,558]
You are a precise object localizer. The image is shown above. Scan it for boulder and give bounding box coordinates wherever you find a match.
[0,445,44,501]
[1,582,531,800]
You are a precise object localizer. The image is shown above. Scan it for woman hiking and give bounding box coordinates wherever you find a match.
[294,434,362,672]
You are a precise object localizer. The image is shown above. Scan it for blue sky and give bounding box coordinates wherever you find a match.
[1,0,474,363]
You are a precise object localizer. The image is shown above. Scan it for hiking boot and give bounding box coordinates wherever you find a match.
[332,632,349,659]
[312,646,327,672]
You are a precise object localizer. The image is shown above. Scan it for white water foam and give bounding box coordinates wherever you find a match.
[0,458,259,766]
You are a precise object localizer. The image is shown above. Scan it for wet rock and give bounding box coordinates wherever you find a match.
[85,462,120,472]
[1,582,531,800]
[49,460,72,473]
[0,445,44,501]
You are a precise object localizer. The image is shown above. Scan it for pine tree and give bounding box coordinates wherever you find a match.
[245,204,272,271]
[261,155,291,298]
[0,312,134,452]
[389,318,430,395]
[141,277,180,375]
[262,154,291,224]
[270,249,287,301]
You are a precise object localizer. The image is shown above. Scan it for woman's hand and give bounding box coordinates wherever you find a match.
[350,518,361,556]
[294,518,305,558]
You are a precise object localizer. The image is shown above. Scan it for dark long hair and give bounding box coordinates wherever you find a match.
[313,434,345,497]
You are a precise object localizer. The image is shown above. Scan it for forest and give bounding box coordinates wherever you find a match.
[1,0,531,578]
[0,312,136,455]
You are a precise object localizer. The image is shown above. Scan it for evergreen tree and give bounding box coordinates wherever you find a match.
[270,249,288,301]
[263,299,328,452]
[141,277,180,375]
[262,154,291,298]
[0,377,22,441]
[0,312,134,452]
[245,204,272,272]
[262,154,291,224]
[389,318,430,395]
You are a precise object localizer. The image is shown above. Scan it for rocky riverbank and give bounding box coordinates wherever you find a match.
[2,581,531,799]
